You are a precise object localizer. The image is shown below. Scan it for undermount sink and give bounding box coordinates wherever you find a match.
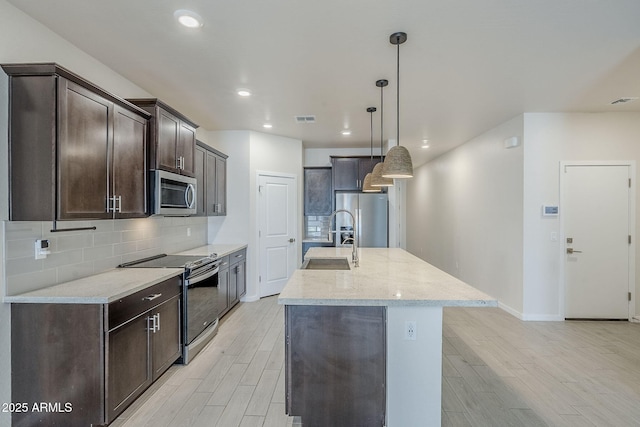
[301,257,351,270]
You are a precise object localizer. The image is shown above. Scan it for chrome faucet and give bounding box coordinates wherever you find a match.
[328,209,359,267]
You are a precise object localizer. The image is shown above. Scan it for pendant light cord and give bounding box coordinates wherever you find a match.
[370,110,374,160]
[396,39,400,148]
[380,83,384,161]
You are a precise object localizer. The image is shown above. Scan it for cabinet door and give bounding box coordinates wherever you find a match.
[157,108,180,172]
[332,157,360,191]
[178,121,196,176]
[237,260,246,298]
[205,151,217,216]
[58,78,112,219]
[304,168,332,216]
[151,295,182,380]
[107,313,152,422]
[229,263,239,307]
[218,265,230,317]
[113,105,148,218]
[215,155,227,216]
[194,145,206,216]
[358,158,379,185]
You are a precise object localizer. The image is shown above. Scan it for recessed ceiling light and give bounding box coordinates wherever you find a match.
[263,123,273,129]
[237,89,251,97]
[341,130,351,136]
[174,10,203,28]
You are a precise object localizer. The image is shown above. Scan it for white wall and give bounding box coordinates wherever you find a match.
[204,130,303,301]
[408,112,640,320]
[204,131,251,245]
[523,112,640,319]
[406,116,525,315]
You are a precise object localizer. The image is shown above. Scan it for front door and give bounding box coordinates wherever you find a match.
[562,163,633,319]
[258,173,297,297]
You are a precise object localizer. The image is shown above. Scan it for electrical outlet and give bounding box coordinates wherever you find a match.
[187,227,191,237]
[404,320,417,341]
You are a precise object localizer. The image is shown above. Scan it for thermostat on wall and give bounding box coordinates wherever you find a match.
[542,205,559,217]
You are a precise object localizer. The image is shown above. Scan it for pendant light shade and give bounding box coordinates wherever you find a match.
[371,79,394,187]
[362,106,381,193]
[382,145,413,178]
[382,31,413,179]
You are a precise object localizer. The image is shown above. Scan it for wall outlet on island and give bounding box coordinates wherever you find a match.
[187,227,191,237]
[404,320,417,341]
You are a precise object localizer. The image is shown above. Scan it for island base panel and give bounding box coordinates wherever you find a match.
[285,305,386,427]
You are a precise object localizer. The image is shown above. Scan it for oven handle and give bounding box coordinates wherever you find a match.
[187,265,219,287]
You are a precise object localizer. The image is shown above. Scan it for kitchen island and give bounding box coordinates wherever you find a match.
[278,247,497,427]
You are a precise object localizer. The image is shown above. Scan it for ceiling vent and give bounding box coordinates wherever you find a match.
[610,97,638,105]
[295,115,316,123]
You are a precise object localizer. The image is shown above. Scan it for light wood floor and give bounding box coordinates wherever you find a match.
[112,297,640,427]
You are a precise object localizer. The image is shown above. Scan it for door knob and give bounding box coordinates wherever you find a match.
[289,238,295,243]
[566,248,582,254]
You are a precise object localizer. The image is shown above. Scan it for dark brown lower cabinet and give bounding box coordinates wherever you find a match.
[11,276,182,427]
[285,305,386,427]
[219,249,247,318]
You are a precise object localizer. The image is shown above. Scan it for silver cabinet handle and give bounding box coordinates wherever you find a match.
[156,313,160,332]
[143,293,162,301]
[176,156,185,170]
[116,195,122,213]
[148,314,156,332]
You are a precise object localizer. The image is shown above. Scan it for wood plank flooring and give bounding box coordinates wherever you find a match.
[112,297,640,427]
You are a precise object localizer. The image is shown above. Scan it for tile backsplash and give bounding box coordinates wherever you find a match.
[305,215,331,239]
[3,216,208,296]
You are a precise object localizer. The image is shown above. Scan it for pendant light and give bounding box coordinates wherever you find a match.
[382,31,413,179]
[362,107,381,193]
[371,79,394,187]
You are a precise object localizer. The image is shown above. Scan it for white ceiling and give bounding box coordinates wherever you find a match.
[8,0,640,167]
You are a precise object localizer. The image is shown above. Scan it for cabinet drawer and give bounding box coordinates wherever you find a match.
[230,249,246,263]
[218,255,230,270]
[108,275,182,330]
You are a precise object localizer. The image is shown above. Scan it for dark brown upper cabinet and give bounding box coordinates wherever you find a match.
[1,63,151,221]
[194,141,227,216]
[127,98,198,178]
[304,167,333,216]
[331,156,381,191]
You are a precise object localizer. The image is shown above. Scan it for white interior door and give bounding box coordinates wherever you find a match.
[563,163,632,319]
[258,173,297,298]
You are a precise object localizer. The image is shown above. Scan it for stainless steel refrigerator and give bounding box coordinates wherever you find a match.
[334,193,388,247]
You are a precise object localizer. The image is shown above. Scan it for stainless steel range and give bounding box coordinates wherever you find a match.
[120,253,222,364]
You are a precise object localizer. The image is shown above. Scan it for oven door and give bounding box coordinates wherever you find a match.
[184,263,220,345]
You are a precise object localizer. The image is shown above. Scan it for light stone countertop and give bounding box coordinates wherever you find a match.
[4,268,184,304]
[4,243,247,304]
[278,247,498,307]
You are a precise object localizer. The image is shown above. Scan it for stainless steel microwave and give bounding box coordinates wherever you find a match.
[150,170,197,216]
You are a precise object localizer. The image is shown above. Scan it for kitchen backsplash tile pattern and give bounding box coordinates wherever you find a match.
[3,216,208,296]
[305,216,330,239]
